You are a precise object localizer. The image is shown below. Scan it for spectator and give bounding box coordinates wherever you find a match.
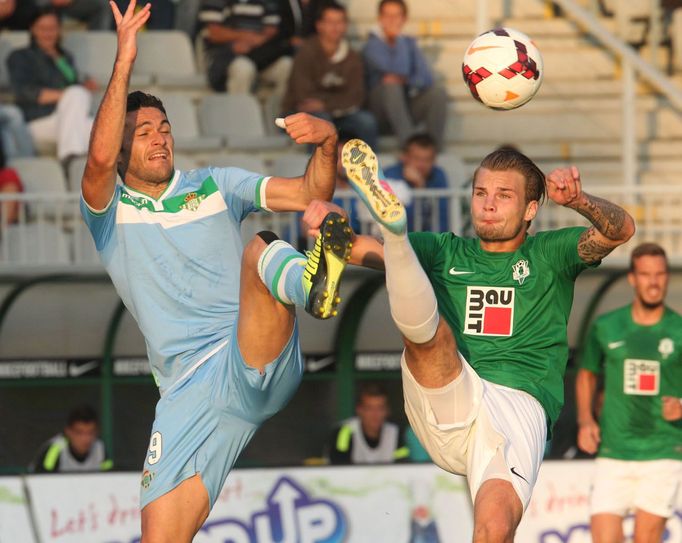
[384,133,449,232]
[0,0,35,29]
[0,103,35,159]
[199,0,292,95]
[577,242,682,543]
[7,8,96,164]
[282,2,378,149]
[325,384,409,464]
[8,0,111,30]
[363,0,448,150]
[0,138,24,225]
[280,0,323,50]
[29,405,112,473]
[112,0,175,30]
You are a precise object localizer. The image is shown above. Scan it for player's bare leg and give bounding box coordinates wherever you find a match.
[238,234,297,370]
[591,513,624,543]
[343,138,455,386]
[473,479,523,543]
[239,220,352,371]
[140,475,209,543]
[632,509,667,543]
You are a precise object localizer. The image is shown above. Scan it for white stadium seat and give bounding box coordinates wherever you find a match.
[198,94,289,150]
[136,31,205,88]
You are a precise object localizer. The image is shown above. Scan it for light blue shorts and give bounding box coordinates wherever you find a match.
[139,324,304,509]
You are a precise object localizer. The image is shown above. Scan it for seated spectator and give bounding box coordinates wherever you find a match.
[281,2,378,149]
[8,8,96,164]
[363,0,448,150]
[29,404,113,473]
[384,133,449,232]
[280,0,324,50]
[6,0,111,30]
[0,138,24,225]
[0,103,35,159]
[324,383,409,465]
[199,0,292,95]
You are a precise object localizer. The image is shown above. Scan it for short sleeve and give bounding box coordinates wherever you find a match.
[534,227,596,278]
[80,186,119,252]
[578,321,604,375]
[208,166,269,222]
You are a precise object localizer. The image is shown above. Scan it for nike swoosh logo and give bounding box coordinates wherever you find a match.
[449,268,474,275]
[467,45,503,55]
[68,360,100,378]
[306,355,334,373]
[608,341,625,349]
[510,466,529,484]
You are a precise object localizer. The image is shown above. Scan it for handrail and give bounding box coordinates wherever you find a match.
[552,0,682,110]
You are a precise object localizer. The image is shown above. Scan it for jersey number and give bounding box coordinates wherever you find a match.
[147,431,162,465]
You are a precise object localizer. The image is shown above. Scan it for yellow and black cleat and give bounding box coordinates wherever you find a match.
[302,212,353,319]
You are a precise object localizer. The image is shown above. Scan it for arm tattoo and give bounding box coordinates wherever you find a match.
[577,227,617,264]
[571,193,632,264]
[570,193,627,239]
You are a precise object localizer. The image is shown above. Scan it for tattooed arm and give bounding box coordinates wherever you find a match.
[546,166,635,264]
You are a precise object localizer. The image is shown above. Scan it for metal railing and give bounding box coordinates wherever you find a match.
[2,186,682,269]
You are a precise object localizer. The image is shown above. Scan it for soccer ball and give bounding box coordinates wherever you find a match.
[462,27,543,110]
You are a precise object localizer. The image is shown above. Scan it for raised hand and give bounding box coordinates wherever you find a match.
[279,113,337,147]
[110,0,151,64]
[546,166,583,207]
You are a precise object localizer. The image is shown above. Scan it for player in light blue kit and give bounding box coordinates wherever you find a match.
[80,2,352,541]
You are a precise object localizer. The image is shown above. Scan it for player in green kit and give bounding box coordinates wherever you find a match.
[302,140,635,542]
[577,242,682,543]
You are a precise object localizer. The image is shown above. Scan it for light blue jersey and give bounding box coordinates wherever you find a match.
[81,167,270,394]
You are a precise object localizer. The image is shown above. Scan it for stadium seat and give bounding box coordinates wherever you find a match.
[155,93,222,152]
[10,157,68,194]
[136,31,205,88]
[62,31,152,87]
[0,223,71,265]
[173,154,200,172]
[200,153,267,174]
[0,31,29,89]
[271,154,310,178]
[437,153,468,186]
[71,221,101,265]
[198,94,290,150]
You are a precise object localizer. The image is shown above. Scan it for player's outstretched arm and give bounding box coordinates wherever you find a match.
[546,166,635,264]
[303,199,386,270]
[81,0,150,210]
[264,114,337,211]
[575,368,601,454]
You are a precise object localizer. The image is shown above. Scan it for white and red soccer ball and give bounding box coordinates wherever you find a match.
[462,27,543,110]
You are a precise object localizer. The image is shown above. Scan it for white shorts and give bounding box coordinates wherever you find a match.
[401,353,547,509]
[590,457,682,518]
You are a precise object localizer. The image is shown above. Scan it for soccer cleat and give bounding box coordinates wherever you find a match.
[302,212,353,319]
[342,138,407,235]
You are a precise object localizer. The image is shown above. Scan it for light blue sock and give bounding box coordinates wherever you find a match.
[257,240,307,306]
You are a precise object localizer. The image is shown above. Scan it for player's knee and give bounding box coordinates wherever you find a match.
[473,517,516,543]
[243,231,279,267]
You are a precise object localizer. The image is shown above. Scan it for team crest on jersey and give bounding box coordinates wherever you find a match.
[658,338,674,359]
[179,191,206,212]
[464,286,515,336]
[141,470,155,490]
[512,259,530,285]
[623,359,660,395]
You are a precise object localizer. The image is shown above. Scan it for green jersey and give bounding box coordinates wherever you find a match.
[409,227,593,430]
[580,305,682,460]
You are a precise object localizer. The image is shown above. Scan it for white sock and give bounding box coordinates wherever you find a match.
[380,225,439,344]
